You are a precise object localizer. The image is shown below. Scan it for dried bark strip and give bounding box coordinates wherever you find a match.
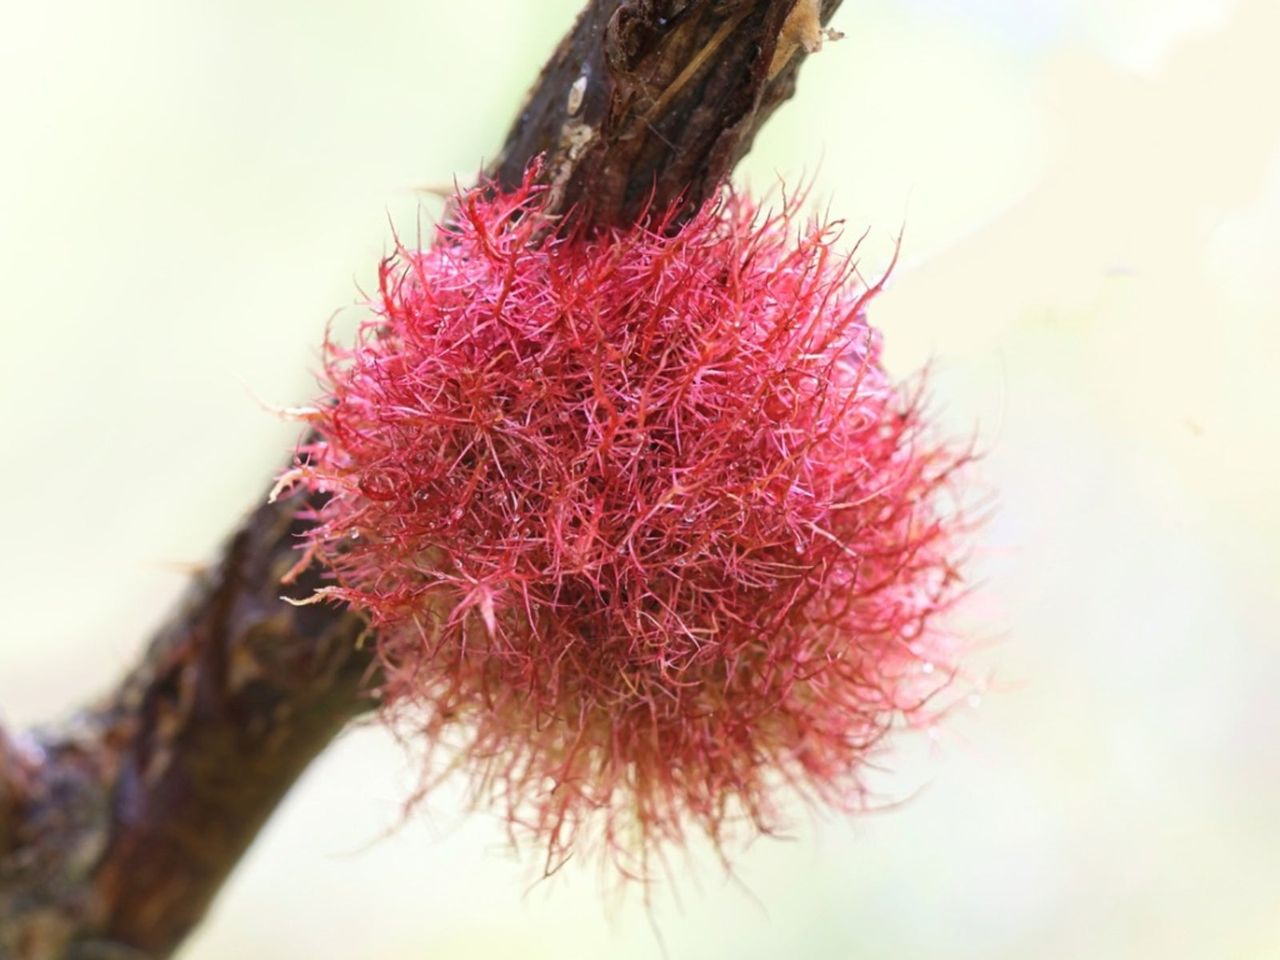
[0,1,844,956]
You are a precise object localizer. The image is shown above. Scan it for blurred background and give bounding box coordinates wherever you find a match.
[1,0,1277,956]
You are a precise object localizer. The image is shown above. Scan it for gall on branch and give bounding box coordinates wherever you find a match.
[274,170,970,881]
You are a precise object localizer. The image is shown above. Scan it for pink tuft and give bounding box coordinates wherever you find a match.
[280,172,970,879]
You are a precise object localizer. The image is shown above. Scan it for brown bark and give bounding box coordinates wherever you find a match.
[0,497,372,959]
[0,728,32,865]
[495,0,843,227]
[0,1,843,956]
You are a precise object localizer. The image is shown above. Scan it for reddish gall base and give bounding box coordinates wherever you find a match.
[278,173,970,880]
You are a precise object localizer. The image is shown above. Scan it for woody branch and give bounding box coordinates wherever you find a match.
[0,2,843,957]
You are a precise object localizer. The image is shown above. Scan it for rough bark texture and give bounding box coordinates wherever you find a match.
[0,496,372,959]
[495,0,843,226]
[0,1,844,956]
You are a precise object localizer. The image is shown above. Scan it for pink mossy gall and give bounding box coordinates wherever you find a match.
[276,169,971,880]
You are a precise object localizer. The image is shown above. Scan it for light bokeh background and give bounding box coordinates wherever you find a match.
[2,1,1278,957]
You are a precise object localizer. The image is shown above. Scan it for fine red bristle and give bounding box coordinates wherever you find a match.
[280,170,970,879]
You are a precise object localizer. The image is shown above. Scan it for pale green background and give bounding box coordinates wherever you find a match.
[2,1,1278,957]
